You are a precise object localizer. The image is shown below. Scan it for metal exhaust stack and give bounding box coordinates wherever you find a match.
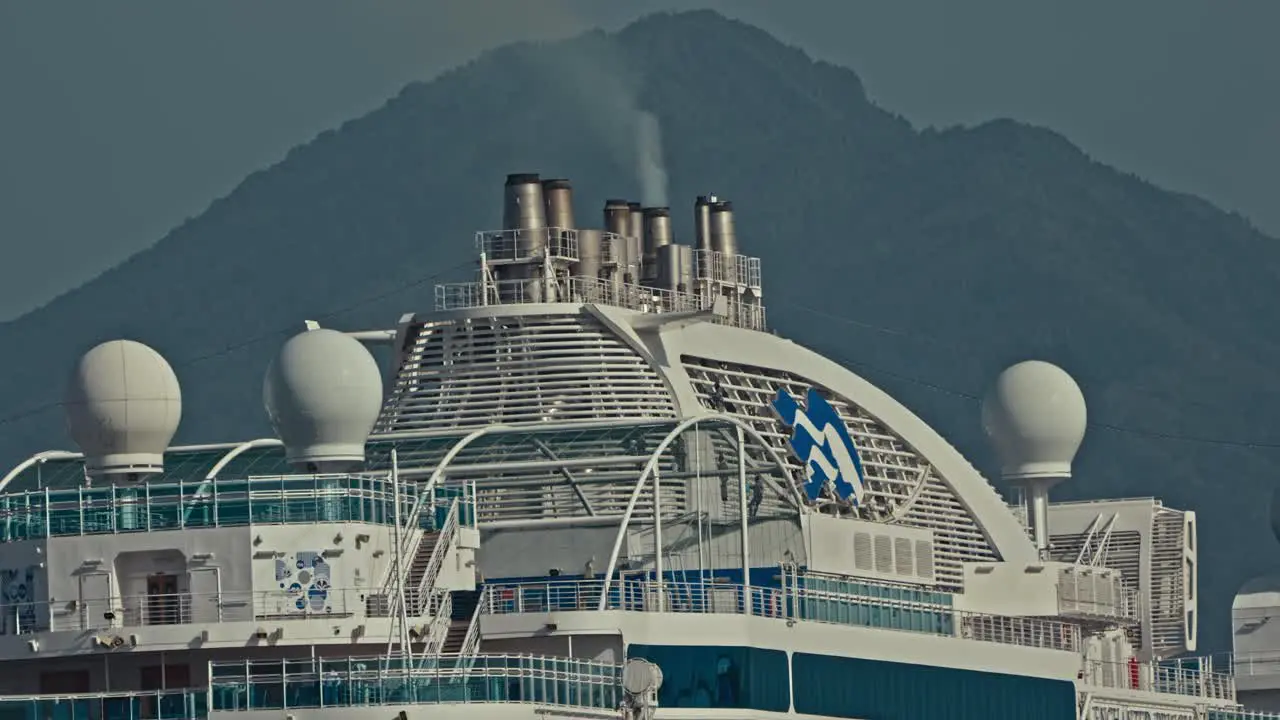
[502,173,547,301]
[603,199,631,282]
[656,243,695,292]
[542,179,575,231]
[575,229,604,282]
[627,202,644,282]
[710,200,738,261]
[504,173,547,234]
[694,196,714,253]
[642,207,673,282]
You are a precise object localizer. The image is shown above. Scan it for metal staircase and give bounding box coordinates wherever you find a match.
[440,589,481,654]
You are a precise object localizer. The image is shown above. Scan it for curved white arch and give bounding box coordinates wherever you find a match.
[205,438,284,480]
[419,424,515,498]
[596,413,803,610]
[0,450,82,493]
[648,322,1039,565]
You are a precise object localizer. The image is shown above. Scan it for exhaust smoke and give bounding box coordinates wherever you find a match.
[635,111,669,208]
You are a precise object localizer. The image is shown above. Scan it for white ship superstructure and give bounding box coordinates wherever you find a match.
[0,173,1267,720]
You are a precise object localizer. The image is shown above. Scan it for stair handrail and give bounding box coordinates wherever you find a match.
[410,499,460,615]
[457,585,487,659]
[423,590,453,655]
[376,478,441,604]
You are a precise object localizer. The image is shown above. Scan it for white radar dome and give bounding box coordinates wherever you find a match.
[64,339,182,477]
[263,328,383,468]
[981,360,1087,481]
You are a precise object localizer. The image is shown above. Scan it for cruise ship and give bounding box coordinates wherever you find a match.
[0,172,1270,720]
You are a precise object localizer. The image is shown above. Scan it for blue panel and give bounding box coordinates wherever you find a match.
[627,644,789,712]
[792,652,1074,720]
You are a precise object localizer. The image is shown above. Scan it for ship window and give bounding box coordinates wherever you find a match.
[792,652,1075,720]
[626,644,788,712]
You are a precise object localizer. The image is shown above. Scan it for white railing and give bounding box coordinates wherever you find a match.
[692,248,762,288]
[435,275,767,331]
[410,501,459,615]
[209,652,623,712]
[421,591,452,655]
[475,227,610,264]
[1081,658,1235,701]
[0,587,367,635]
[373,489,431,607]
[483,578,1080,653]
[1208,711,1280,719]
[457,587,487,658]
[1226,651,1280,677]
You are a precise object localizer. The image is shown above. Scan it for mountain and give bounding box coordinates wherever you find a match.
[2,9,1278,652]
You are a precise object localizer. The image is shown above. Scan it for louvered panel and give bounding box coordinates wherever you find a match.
[682,355,1002,591]
[376,314,676,433]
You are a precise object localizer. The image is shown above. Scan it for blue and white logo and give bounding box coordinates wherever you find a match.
[771,388,866,505]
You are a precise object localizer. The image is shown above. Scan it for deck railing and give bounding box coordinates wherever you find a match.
[0,688,207,720]
[2,587,372,636]
[1081,658,1235,701]
[0,474,477,543]
[482,577,1081,653]
[208,653,622,712]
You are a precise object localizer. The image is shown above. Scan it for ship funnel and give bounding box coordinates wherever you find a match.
[503,173,546,231]
[709,201,738,258]
[542,178,575,231]
[604,199,630,237]
[694,196,714,253]
[642,207,673,280]
[657,244,695,292]
[626,202,644,244]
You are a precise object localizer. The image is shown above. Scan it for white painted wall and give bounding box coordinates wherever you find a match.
[956,562,1060,615]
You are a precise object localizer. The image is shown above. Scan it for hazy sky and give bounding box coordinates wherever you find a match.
[1,1,1276,321]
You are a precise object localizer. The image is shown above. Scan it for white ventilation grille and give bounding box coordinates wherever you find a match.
[376,313,676,433]
[853,532,873,571]
[915,540,934,579]
[1149,508,1190,656]
[682,356,1000,590]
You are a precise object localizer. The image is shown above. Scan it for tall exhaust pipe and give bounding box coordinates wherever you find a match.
[642,207,673,271]
[677,244,694,292]
[502,173,547,301]
[542,179,575,231]
[604,199,630,237]
[656,243,695,293]
[710,201,738,258]
[694,196,714,253]
[627,202,644,284]
[504,173,547,232]
[575,229,604,282]
[603,199,630,279]
[626,202,644,244]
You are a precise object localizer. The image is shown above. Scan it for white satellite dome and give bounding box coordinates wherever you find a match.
[64,339,182,477]
[981,360,1087,481]
[263,328,383,469]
